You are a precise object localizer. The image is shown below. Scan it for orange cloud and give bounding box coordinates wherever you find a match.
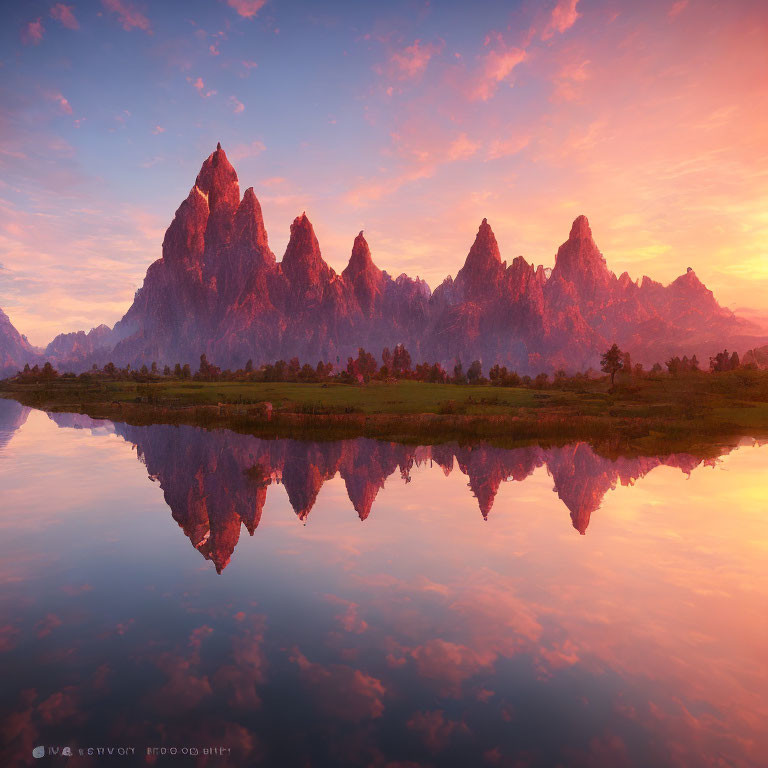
[541,0,581,41]
[22,19,45,45]
[101,0,152,33]
[50,4,79,30]
[226,0,267,18]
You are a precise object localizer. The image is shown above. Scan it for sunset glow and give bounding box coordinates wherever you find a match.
[1,0,767,346]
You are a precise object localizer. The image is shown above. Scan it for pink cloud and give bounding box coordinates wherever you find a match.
[541,0,581,41]
[290,648,386,721]
[410,639,498,697]
[209,43,220,56]
[242,60,258,70]
[101,0,152,33]
[325,595,368,634]
[189,76,216,98]
[46,91,73,115]
[407,709,470,750]
[669,0,689,18]
[226,0,267,19]
[22,19,45,45]
[35,613,63,638]
[447,133,481,161]
[552,58,591,102]
[37,688,81,725]
[152,125,165,134]
[50,4,79,30]
[390,39,443,80]
[472,35,527,101]
[485,133,530,160]
[229,96,245,114]
[229,140,266,160]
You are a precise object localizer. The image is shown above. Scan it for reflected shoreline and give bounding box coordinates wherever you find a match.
[1,399,767,768]
[20,404,751,573]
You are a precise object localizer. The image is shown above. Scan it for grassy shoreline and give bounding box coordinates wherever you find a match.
[3,373,768,458]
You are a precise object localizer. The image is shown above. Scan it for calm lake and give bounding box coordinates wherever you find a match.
[1,399,766,767]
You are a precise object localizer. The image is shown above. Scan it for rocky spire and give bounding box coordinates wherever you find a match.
[233,187,275,269]
[455,218,505,302]
[549,215,614,301]
[280,213,333,291]
[343,231,379,279]
[342,231,384,315]
[195,144,240,249]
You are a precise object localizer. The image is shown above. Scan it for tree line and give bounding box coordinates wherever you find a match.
[10,343,753,387]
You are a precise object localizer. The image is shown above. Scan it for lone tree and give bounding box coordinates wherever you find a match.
[600,343,623,387]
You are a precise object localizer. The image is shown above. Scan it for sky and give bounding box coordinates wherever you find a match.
[0,0,767,346]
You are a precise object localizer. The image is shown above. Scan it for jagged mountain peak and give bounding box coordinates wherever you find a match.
[568,214,593,241]
[13,145,761,376]
[454,217,504,301]
[233,187,274,266]
[195,144,239,206]
[550,213,614,299]
[281,212,333,288]
[343,231,379,279]
[469,218,502,264]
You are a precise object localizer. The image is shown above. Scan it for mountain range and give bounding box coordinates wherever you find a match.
[1,143,765,376]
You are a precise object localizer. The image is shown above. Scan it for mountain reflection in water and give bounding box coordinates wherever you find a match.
[47,410,723,573]
[1,402,767,768]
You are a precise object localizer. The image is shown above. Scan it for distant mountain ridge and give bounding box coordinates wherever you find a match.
[1,143,765,375]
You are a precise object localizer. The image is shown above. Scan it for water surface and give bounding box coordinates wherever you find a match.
[1,400,766,767]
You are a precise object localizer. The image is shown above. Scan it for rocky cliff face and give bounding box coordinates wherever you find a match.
[8,144,763,374]
[0,307,37,376]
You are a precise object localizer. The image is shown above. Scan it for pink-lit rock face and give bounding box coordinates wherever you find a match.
[0,307,37,375]
[4,145,764,374]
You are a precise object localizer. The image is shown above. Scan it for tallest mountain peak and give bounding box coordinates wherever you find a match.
[550,214,613,300]
[194,144,240,248]
[569,214,593,242]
